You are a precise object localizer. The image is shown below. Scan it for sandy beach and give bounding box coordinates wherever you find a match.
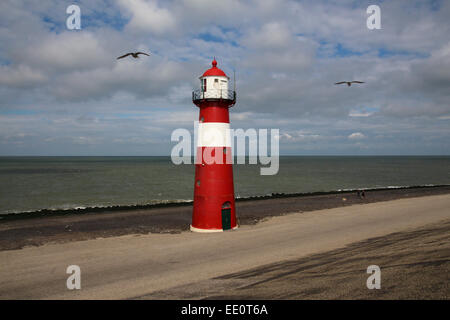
[0,191,449,299]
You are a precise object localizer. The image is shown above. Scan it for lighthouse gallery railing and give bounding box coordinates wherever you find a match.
[192,89,236,101]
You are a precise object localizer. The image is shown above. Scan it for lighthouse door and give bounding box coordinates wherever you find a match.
[221,202,232,230]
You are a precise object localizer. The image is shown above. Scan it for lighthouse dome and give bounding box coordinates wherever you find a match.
[193,58,235,103]
[202,58,228,77]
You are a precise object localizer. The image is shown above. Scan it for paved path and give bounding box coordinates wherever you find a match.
[1,194,449,299]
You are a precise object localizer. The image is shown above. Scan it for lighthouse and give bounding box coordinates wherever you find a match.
[191,59,238,232]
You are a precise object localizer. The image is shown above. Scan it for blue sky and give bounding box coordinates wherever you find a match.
[0,0,449,156]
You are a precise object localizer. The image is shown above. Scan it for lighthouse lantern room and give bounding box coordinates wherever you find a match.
[191,59,237,232]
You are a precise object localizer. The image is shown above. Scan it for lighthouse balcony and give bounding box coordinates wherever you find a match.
[192,89,236,103]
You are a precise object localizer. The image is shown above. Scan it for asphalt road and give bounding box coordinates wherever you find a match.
[1,194,449,299]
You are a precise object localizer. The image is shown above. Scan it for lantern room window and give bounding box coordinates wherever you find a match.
[202,78,207,92]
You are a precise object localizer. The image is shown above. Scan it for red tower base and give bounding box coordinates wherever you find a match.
[191,146,238,232]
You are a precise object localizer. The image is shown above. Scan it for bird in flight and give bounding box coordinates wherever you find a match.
[117,52,151,60]
[335,81,365,86]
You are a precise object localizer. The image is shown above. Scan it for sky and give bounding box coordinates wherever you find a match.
[0,0,449,156]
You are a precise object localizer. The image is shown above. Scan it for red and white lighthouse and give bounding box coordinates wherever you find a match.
[191,58,238,232]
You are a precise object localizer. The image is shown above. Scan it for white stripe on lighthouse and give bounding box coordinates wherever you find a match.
[197,122,231,147]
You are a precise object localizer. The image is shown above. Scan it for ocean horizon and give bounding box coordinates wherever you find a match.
[1,155,449,215]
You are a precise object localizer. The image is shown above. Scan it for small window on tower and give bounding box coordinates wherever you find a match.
[213,78,220,89]
[222,201,231,209]
[202,79,207,92]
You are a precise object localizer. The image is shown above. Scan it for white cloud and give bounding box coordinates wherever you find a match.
[118,0,176,34]
[230,112,255,121]
[348,132,366,140]
[0,65,47,88]
[48,58,192,101]
[20,32,113,72]
[349,110,373,117]
[72,136,102,145]
[243,22,292,49]
[280,131,321,142]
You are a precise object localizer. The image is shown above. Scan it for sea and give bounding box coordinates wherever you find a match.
[0,156,449,215]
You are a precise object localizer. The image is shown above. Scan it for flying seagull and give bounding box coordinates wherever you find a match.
[335,81,365,86]
[117,52,151,60]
